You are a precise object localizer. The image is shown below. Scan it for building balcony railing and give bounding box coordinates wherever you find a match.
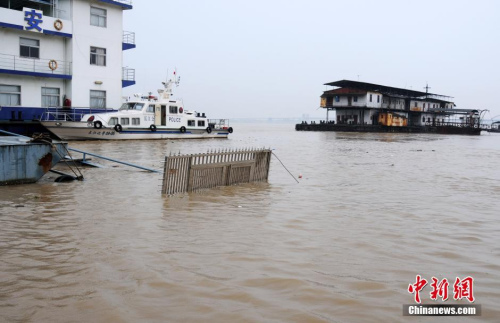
[122,31,136,50]
[123,31,135,44]
[122,67,135,87]
[122,67,135,81]
[0,53,71,79]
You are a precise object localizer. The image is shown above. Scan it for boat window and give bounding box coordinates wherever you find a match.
[90,47,106,66]
[20,38,40,59]
[121,118,130,125]
[0,85,21,106]
[90,90,106,108]
[188,120,195,126]
[198,120,205,127]
[169,106,178,114]
[42,87,60,107]
[90,7,107,28]
[132,118,140,125]
[108,117,118,125]
[146,105,155,113]
[119,103,145,111]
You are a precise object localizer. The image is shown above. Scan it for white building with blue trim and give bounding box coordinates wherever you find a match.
[0,0,135,122]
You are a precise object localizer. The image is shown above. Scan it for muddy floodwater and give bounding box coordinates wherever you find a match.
[1,124,499,322]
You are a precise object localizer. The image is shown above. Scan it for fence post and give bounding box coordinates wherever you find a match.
[161,156,169,194]
[184,156,192,192]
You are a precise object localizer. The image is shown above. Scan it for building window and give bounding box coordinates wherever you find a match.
[0,85,21,106]
[353,96,358,102]
[369,94,373,102]
[169,106,178,113]
[20,38,39,59]
[90,47,106,66]
[132,118,140,125]
[377,95,380,103]
[198,120,205,127]
[90,7,107,27]
[90,90,106,108]
[422,117,425,122]
[335,96,340,103]
[120,118,130,125]
[188,120,195,126]
[41,87,60,107]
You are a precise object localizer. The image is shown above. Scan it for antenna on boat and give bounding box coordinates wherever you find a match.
[174,68,180,87]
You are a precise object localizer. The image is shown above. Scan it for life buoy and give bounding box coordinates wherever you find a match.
[150,124,157,132]
[54,19,63,31]
[179,107,183,113]
[474,125,478,128]
[180,126,186,133]
[48,60,58,71]
[114,124,122,132]
[206,127,212,134]
[228,127,233,133]
[94,121,102,129]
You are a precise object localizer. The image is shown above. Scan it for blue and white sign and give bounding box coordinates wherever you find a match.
[23,8,43,32]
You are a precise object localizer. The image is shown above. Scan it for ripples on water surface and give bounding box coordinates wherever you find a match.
[1,124,499,322]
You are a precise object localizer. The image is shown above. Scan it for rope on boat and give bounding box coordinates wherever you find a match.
[30,133,84,181]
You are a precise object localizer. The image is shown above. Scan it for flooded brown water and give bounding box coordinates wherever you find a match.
[1,124,500,322]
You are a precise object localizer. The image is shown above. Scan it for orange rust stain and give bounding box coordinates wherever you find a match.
[38,153,53,173]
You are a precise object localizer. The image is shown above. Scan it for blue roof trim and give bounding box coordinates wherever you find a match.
[0,22,72,38]
[122,43,136,50]
[0,21,24,30]
[122,80,135,88]
[97,0,133,10]
[0,69,72,80]
[43,29,72,38]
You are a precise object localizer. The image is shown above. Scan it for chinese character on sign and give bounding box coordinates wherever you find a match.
[408,275,428,304]
[430,277,449,301]
[453,276,475,302]
[24,8,43,32]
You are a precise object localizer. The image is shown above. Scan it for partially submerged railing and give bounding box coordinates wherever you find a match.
[162,148,271,195]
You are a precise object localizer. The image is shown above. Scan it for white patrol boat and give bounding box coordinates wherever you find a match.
[41,76,233,140]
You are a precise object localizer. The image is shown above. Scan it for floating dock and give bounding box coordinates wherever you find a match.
[295,123,482,135]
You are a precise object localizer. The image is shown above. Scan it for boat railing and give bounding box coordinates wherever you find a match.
[208,119,230,128]
[40,107,114,122]
[424,121,480,128]
[0,53,72,76]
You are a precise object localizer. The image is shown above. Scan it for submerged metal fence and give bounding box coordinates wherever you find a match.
[161,148,271,195]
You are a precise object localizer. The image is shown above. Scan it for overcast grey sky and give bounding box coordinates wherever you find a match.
[123,0,500,120]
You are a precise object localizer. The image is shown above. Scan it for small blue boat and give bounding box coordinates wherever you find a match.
[0,135,67,185]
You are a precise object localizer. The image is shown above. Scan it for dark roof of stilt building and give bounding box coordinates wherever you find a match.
[324,80,452,100]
